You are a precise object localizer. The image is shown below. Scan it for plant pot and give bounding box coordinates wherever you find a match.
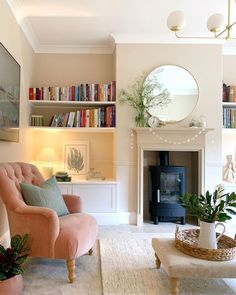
[198,221,226,249]
[0,274,23,295]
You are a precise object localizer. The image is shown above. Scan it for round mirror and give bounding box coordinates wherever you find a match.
[145,65,199,123]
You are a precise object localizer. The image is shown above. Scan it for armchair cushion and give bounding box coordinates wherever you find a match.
[20,176,69,217]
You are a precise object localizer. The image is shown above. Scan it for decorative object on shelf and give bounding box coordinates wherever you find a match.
[167,0,236,40]
[148,116,160,128]
[180,189,236,249]
[86,168,105,181]
[175,227,236,261]
[223,154,236,183]
[64,141,89,175]
[197,115,207,128]
[37,147,59,179]
[55,171,71,182]
[119,73,171,127]
[0,234,29,295]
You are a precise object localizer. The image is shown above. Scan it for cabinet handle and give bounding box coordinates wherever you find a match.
[157,189,160,203]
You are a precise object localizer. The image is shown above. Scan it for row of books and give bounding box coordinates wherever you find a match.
[31,115,44,126]
[50,106,116,128]
[29,81,116,102]
[223,108,236,128]
[223,83,236,103]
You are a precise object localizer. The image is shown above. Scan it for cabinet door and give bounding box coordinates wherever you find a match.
[72,184,117,213]
[57,184,73,195]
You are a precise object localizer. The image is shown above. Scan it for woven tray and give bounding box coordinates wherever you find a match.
[175,227,236,261]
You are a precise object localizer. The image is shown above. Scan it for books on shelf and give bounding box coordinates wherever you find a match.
[223,107,236,128]
[31,115,44,126]
[49,106,116,128]
[29,81,116,102]
[223,83,236,103]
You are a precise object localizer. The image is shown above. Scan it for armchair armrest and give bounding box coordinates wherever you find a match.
[63,194,83,213]
[11,204,60,258]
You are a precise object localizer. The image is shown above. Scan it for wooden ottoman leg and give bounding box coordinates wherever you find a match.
[66,259,76,283]
[171,277,180,295]
[88,248,93,255]
[155,253,161,269]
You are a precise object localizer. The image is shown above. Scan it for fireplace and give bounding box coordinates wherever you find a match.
[134,127,213,226]
[149,152,186,224]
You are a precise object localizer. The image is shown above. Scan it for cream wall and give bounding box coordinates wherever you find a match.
[115,44,223,222]
[0,0,35,238]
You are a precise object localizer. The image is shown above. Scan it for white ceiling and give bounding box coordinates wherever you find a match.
[6,0,236,54]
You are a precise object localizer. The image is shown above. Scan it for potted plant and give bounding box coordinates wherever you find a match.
[119,73,171,127]
[0,234,29,295]
[181,189,236,249]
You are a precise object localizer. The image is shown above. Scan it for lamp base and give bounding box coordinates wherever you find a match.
[41,165,54,179]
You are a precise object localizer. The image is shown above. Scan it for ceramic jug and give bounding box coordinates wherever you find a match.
[198,221,226,249]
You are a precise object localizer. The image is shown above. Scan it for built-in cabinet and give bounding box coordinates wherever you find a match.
[58,181,118,213]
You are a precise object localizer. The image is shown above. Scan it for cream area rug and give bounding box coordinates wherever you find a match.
[100,238,236,295]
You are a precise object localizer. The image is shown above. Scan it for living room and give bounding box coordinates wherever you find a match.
[1,0,236,294]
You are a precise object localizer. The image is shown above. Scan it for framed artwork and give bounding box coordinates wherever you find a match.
[0,42,20,142]
[64,141,89,175]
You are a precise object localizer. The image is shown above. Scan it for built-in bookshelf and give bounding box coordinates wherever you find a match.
[222,83,236,130]
[29,82,116,129]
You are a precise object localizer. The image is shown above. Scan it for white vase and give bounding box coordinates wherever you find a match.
[198,221,226,249]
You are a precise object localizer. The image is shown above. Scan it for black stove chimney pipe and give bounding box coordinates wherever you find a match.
[159,151,169,166]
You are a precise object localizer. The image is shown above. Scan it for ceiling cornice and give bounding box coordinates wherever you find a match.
[6,1,236,55]
[35,44,115,54]
[6,0,115,54]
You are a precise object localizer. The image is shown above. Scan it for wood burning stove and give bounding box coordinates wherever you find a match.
[149,151,186,225]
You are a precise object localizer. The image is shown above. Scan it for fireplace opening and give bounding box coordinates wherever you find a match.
[144,150,199,225]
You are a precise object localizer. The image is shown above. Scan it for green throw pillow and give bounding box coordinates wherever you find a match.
[20,176,69,217]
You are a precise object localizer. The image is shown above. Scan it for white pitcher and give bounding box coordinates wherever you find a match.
[198,220,226,249]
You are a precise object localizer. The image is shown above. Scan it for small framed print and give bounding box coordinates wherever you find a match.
[64,141,89,175]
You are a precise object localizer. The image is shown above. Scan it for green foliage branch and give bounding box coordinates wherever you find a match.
[180,190,236,223]
[119,73,171,126]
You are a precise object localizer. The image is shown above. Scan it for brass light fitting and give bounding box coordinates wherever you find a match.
[167,0,236,40]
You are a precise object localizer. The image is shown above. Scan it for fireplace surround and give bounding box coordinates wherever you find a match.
[134,127,213,226]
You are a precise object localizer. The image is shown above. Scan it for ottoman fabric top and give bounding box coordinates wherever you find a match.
[152,238,236,279]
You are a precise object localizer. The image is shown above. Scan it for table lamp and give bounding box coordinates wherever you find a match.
[37,147,59,179]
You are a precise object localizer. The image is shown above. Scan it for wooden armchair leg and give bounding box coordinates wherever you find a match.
[66,259,76,283]
[88,248,93,255]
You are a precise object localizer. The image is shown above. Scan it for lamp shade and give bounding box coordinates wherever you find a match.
[37,147,59,163]
[167,10,186,31]
[207,13,224,32]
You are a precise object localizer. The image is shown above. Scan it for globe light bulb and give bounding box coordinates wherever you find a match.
[207,13,224,33]
[167,11,186,32]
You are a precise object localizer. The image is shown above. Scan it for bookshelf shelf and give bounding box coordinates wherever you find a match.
[29,126,116,133]
[29,100,116,107]
[29,81,116,128]
[222,128,236,134]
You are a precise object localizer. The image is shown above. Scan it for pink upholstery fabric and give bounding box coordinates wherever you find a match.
[0,162,98,260]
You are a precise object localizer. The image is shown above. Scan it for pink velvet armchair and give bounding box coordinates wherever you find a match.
[0,162,98,283]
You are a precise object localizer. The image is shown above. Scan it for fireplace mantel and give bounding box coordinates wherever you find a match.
[134,127,214,226]
[134,127,214,134]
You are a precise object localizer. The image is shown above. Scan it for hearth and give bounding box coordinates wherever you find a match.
[149,151,186,225]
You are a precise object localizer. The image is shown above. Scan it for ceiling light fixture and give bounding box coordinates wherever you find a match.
[167,0,236,40]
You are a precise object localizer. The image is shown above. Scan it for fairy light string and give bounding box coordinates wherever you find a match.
[130,127,207,149]
[148,127,206,145]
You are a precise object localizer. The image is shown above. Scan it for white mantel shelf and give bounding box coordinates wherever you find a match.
[133,127,214,134]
